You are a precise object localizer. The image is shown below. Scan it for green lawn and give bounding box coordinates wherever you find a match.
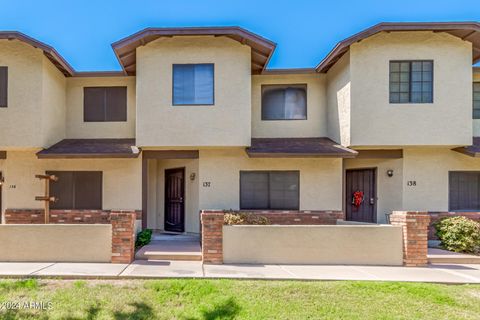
[0,279,478,319]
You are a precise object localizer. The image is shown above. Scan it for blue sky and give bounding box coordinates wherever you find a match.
[1,0,479,71]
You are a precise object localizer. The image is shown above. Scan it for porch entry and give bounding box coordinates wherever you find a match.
[164,168,185,232]
[345,168,376,223]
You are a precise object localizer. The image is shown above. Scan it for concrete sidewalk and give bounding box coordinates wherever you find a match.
[0,261,479,283]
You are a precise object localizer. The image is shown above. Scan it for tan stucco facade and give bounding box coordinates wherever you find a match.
[0,40,66,148]
[1,28,480,235]
[0,151,141,212]
[66,76,136,139]
[326,52,351,146]
[198,148,343,212]
[252,73,327,138]
[349,32,472,147]
[135,36,252,147]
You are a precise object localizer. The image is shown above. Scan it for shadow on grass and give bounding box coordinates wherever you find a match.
[185,297,241,320]
[113,302,154,320]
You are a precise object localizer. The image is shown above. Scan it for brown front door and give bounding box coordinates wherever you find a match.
[345,168,376,223]
[165,168,185,232]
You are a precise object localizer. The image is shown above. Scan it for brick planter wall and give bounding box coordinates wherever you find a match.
[390,211,430,267]
[428,212,480,240]
[4,209,142,224]
[201,212,224,264]
[110,211,136,264]
[200,210,345,264]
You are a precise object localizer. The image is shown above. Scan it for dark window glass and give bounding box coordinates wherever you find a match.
[389,61,433,103]
[84,87,127,122]
[449,171,480,211]
[173,64,214,105]
[473,83,480,119]
[262,85,307,120]
[240,171,299,210]
[47,171,102,210]
[0,66,7,108]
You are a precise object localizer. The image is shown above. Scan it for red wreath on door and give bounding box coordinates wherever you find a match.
[352,191,364,208]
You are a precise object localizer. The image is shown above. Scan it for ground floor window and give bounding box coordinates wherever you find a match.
[47,171,102,210]
[240,171,299,210]
[449,171,480,211]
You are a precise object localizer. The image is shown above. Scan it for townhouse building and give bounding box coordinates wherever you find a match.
[0,22,479,233]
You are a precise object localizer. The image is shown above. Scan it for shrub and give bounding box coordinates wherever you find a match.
[135,229,153,248]
[223,211,270,225]
[434,216,480,254]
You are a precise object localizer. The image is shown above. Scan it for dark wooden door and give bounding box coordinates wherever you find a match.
[165,168,185,232]
[345,168,376,223]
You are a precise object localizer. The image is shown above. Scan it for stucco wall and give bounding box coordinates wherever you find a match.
[136,36,251,147]
[402,148,480,211]
[223,224,403,265]
[147,158,199,233]
[2,151,141,212]
[0,224,111,262]
[251,73,327,138]
[198,148,343,211]
[350,31,472,147]
[0,40,44,147]
[66,76,136,139]
[326,52,351,146]
[42,56,66,147]
[344,158,403,223]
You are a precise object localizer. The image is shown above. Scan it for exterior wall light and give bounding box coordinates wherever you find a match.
[190,173,196,181]
[386,170,394,177]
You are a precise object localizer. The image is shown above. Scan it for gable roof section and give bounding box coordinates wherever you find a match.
[111,27,276,76]
[316,22,480,73]
[0,31,75,77]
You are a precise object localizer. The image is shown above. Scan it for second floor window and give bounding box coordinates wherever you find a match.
[84,87,127,122]
[474,82,480,119]
[0,66,7,108]
[173,64,214,105]
[389,60,433,104]
[261,84,307,120]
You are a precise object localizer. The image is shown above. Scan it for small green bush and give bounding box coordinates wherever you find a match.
[434,216,480,254]
[223,211,270,225]
[136,229,153,248]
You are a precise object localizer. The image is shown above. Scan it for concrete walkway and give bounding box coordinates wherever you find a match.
[0,261,478,283]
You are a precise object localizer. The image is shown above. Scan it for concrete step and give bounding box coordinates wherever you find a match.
[144,251,202,261]
[135,240,202,261]
[428,248,480,264]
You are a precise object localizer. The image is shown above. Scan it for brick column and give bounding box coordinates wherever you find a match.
[201,211,224,264]
[111,211,136,264]
[390,211,430,267]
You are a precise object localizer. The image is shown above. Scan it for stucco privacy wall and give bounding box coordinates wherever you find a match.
[251,73,327,138]
[326,52,351,146]
[344,158,403,223]
[147,158,200,233]
[474,70,480,136]
[136,36,252,147]
[1,151,141,213]
[402,148,480,211]
[0,224,111,262]
[198,148,342,211]
[0,40,44,147]
[66,76,136,139]
[223,224,403,265]
[350,31,472,147]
